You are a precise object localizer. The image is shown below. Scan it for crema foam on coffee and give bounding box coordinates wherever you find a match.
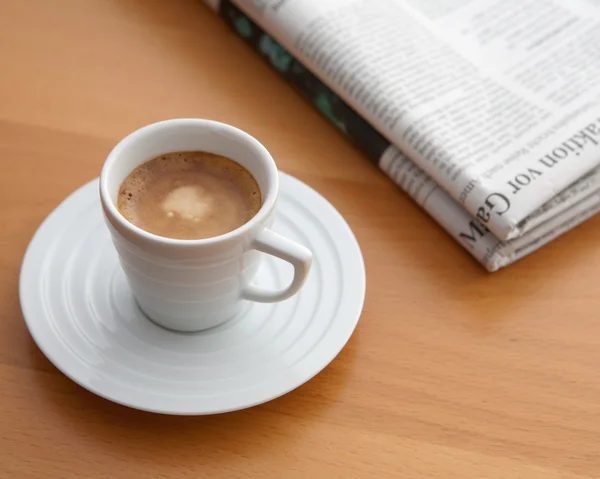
[117,151,261,240]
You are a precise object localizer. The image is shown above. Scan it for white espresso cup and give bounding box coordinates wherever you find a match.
[99,119,312,332]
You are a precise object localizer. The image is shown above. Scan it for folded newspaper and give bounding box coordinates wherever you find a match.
[204,0,600,271]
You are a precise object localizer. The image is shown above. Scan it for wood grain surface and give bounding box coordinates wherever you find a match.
[2,1,600,477]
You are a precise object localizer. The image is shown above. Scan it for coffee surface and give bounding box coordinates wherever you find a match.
[117,151,261,240]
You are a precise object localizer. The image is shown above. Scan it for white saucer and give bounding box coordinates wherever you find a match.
[19,173,365,415]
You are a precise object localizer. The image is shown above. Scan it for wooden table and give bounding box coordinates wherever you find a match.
[2,1,600,477]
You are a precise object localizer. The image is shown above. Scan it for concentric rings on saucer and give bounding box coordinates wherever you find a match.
[20,173,365,414]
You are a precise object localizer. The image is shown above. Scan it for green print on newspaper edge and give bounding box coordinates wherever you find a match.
[233,16,253,38]
[258,35,292,73]
[219,0,389,163]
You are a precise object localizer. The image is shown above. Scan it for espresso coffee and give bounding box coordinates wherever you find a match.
[117,151,261,240]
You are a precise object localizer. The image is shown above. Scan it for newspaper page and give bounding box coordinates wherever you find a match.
[207,0,600,270]
[215,0,600,241]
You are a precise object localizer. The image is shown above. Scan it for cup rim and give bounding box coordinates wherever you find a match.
[99,119,279,246]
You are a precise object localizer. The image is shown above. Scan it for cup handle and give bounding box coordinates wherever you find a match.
[241,228,312,303]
